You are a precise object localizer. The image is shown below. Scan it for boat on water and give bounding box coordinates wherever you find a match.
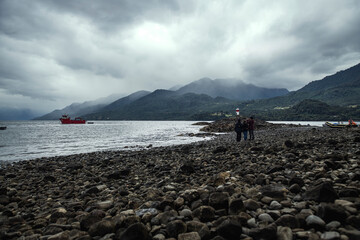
[60,114,86,124]
[0,126,6,130]
[323,121,358,128]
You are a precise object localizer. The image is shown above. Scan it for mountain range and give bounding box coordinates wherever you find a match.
[35,79,289,120]
[36,62,360,121]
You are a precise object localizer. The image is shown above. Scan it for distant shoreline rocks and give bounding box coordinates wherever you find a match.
[198,117,307,133]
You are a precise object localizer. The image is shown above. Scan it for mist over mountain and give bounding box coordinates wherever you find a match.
[100,91,151,112]
[83,89,235,120]
[176,78,289,101]
[0,108,41,121]
[34,93,124,120]
[236,63,360,120]
[36,78,289,120]
[34,63,360,121]
[240,62,360,112]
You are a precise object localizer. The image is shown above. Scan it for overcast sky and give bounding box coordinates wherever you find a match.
[1,0,360,115]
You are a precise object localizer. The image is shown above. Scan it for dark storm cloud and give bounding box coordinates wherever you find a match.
[0,0,359,114]
[239,1,360,89]
[40,0,184,33]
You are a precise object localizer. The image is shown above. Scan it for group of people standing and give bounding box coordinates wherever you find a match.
[234,116,255,142]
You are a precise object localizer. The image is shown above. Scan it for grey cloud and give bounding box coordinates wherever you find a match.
[0,0,360,114]
[39,0,184,32]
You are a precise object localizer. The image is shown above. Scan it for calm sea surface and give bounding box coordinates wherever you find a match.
[0,120,329,163]
[0,121,211,162]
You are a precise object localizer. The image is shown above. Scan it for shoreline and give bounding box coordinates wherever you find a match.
[1,126,360,239]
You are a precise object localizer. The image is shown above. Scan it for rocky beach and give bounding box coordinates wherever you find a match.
[1,120,360,240]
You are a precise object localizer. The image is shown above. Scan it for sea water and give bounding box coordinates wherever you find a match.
[0,121,211,162]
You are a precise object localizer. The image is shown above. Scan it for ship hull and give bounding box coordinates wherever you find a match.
[60,119,86,124]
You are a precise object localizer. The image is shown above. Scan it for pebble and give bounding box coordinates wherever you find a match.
[321,231,341,240]
[269,200,282,210]
[0,122,359,239]
[258,213,274,223]
[306,215,326,230]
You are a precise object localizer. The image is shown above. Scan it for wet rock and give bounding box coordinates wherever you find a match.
[88,220,115,237]
[151,211,177,225]
[338,188,359,198]
[180,189,200,203]
[302,182,338,202]
[179,209,192,219]
[216,218,242,240]
[107,169,130,179]
[209,192,229,210]
[95,200,114,210]
[318,203,348,223]
[269,200,282,210]
[346,215,360,229]
[338,229,360,240]
[277,226,293,240]
[213,146,227,154]
[0,195,10,205]
[174,197,185,209]
[178,232,201,240]
[180,160,195,174]
[0,187,7,195]
[284,140,294,148]
[153,233,166,240]
[289,184,301,194]
[117,222,149,240]
[186,221,210,239]
[46,231,71,240]
[193,206,215,222]
[229,198,245,215]
[289,176,305,187]
[84,186,101,195]
[326,221,341,231]
[306,215,326,230]
[43,175,56,182]
[80,210,106,231]
[260,184,287,200]
[275,214,299,229]
[249,223,277,240]
[135,208,158,217]
[267,165,285,174]
[259,213,274,223]
[67,163,83,170]
[320,231,341,240]
[244,199,261,211]
[166,220,187,238]
[44,226,63,236]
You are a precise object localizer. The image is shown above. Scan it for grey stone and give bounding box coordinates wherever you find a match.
[166,220,187,238]
[258,213,274,223]
[277,226,293,240]
[306,215,326,230]
[269,200,282,210]
[244,199,261,211]
[216,219,242,240]
[178,232,201,240]
[320,231,341,240]
[117,223,149,240]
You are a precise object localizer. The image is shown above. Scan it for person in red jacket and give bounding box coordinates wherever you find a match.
[247,116,255,140]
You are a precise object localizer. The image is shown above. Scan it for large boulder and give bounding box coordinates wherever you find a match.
[302,182,338,202]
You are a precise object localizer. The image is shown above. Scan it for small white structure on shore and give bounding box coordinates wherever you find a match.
[236,108,239,116]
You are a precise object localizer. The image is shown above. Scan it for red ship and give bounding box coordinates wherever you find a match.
[60,114,86,124]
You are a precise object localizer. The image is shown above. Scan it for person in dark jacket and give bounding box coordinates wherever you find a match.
[247,116,255,140]
[242,120,249,140]
[234,119,242,142]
